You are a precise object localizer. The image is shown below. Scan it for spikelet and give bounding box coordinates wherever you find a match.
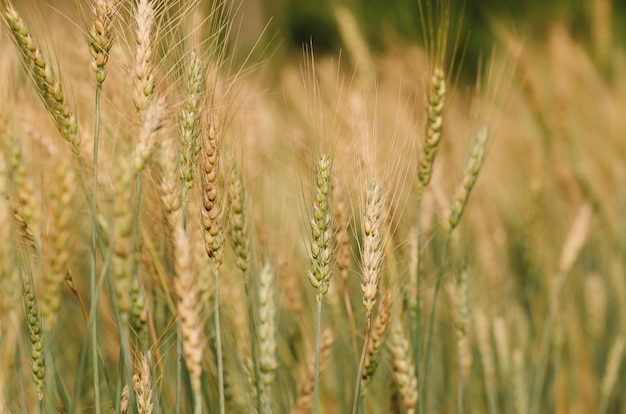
[133,353,154,414]
[179,52,205,200]
[449,128,489,231]
[417,67,446,198]
[361,290,393,387]
[307,154,334,295]
[133,0,156,113]
[227,164,249,272]
[201,118,224,265]
[88,0,115,84]
[23,277,46,400]
[258,263,278,403]
[1,2,81,154]
[292,329,334,414]
[389,320,418,414]
[158,134,181,229]
[361,180,384,313]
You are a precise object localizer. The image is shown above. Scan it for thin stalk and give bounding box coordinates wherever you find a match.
[412,199,423,386]
[458,343,463,414]
[419,235,450,414]
[243,269,263,412]
[343,278,359,361]
[351,312,372,414]
[215,266,225,414]
[529,272,564,414]
[91,81,102,414]
[313,293,324,414]
[176,325,182,414]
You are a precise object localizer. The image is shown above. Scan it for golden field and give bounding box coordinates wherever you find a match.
[0,0,625,413]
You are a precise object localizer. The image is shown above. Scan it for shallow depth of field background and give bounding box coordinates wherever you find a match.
[1,0,626,413]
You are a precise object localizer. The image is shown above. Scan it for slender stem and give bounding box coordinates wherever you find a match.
[243,270,263,412]
[458,343,463,414]
[420,235,450,414]
[413,199,423,387]
[529,272,564,414]
[91,82,103,414]
[215,266,225,414]
[176,325,182,414]
[343,276,359,361]
[313,293,324,414]
[351,312,372,414]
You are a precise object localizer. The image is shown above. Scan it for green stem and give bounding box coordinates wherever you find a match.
[351,312,372,414]
[412,199,423,387]
[91,82,102,414]
[313,293,324,414]
[243,270,263,412]
[215,266,225,414]
[420,235,450,414]
[529,272,564,414]
[176,325,182,414]
[458,341,463,414]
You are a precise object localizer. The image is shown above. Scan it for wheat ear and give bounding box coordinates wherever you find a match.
[352,179,384,413]
[133,353,154,414]
[307,154,334,414]
[22,276,46,401]
[173,219,204,412]
[133,0,156,113]
[361,290,393,388]
[417,67,446,198]
[1,2,81,154]
[227,163,261,411]
[88,0,115,84]
[258,262,278,411]
[449,127,489,231]
[179,52,205,204]
[390,319,418,414]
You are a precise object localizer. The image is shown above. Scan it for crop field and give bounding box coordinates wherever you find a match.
[0,0,625,413]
